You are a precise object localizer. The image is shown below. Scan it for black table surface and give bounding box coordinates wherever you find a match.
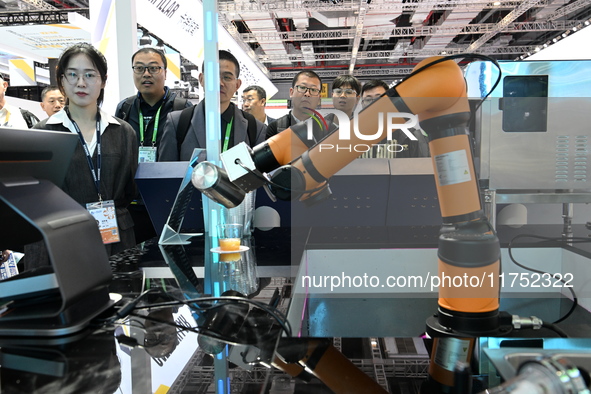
[2,224,591,394]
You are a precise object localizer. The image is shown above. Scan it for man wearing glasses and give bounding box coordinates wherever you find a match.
[331,74,361,118]
[266,70,322,139]
[158,50,266,161]
[115,47,192,243]
[115,47,192,163]
[360,79,389,109]
[241,85,276,125]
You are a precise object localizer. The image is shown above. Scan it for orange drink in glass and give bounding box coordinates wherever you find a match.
[218,223,243,251]
[219,237,241,251]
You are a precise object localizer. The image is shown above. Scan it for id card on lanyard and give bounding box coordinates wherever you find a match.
[138,105,162,162]
[86,200,120,244]
[69,108,120,244]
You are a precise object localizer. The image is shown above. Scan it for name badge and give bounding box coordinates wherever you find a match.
[87,200,120,244]
[139,146,157,163]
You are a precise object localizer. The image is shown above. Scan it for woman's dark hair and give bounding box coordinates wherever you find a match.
[56,42,108,106]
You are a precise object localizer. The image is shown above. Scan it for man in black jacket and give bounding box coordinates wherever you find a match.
[158,50,266,161]
[115,47,192,163]
[115,47,192,242]
[241,85,276,125]
[265,70,322,139]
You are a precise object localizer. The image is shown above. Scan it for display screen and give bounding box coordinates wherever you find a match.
[502,75,548,132]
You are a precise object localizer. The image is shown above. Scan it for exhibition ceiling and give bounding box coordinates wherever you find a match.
[1,0,591,80]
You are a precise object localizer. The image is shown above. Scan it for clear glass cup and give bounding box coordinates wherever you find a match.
[218,223,243,251]
[222,191,256,236]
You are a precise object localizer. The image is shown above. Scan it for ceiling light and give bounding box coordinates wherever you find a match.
[572,26,577,32]
[585,20,590,26]
[493,1,501,5]
[562,33,568,38]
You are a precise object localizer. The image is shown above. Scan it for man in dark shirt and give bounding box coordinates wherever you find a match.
[242,85,276,125]
[265,70,322,139]
[114,47,192,242]
[360,79,389,109]
[158,50,266,161]
[115,47,192,163]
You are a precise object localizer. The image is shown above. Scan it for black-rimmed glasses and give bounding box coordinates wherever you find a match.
[132,65,164,75]
[294,85,321,96]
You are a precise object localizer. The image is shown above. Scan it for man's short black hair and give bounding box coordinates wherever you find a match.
[291,70,322,88]
[132,47,168,69]
[219,50,240,78]
[361,79,390,96]
[242,85,267,100]
[332,74,361,95]
[201,50,241,78]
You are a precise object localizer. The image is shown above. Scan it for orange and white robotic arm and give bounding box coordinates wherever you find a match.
[193,55,501,334]
[228,56,483,224]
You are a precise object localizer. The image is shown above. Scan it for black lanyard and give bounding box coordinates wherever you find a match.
[67,107,103,201]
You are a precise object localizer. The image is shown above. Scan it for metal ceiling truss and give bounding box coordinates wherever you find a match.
[261,44,540,63]
[348,0,368,72]
[241,20,585,44]
[219,0,541,13]
[467,0,546,52]
[270,66,415,80]
[0,9,89,25]
[5,0,589,80]
[547,0,591,20]
[219,12,273,77]
[19,0,57,11]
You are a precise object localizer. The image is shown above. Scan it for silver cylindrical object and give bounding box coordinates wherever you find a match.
[191,161,245,208]
[482,355,590,394]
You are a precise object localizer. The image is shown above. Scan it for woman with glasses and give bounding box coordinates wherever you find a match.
[34,43,138,257]
[331,74,361,118]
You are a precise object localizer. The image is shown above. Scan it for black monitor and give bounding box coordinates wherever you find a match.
[0,127,78,188]
[0,127,114,336]
[0,128,78,249]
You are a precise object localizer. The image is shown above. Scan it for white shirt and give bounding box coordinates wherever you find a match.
[0,103,29,129]
[46,108,121,155]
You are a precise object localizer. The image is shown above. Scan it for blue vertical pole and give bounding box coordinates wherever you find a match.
[202,0,223,217]
[202,1,228,393]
